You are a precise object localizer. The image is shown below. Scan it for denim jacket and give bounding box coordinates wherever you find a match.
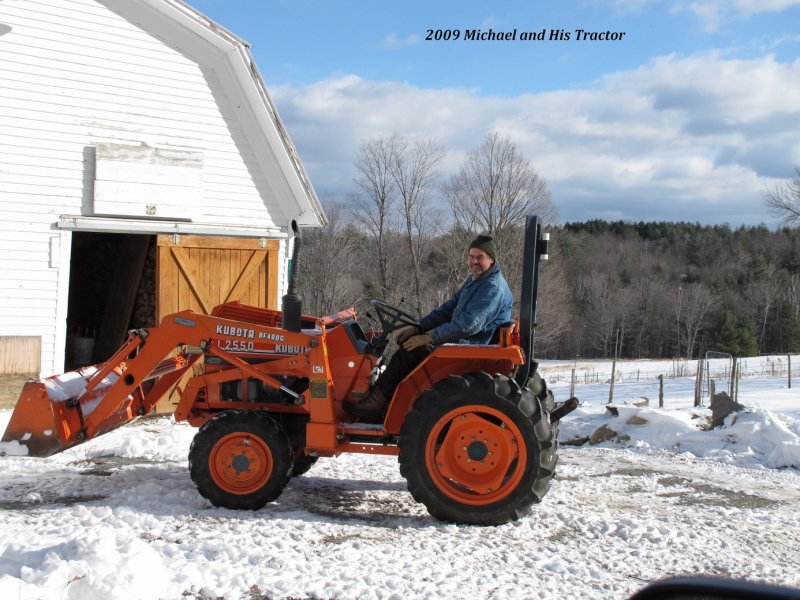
[418,262,513,345]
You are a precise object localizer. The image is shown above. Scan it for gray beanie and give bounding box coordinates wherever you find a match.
[469,234,496,260]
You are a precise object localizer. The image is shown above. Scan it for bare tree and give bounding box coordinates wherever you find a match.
[764,166,800,224]
[629,276,675,358]
[350,137,400,298]
[581,271,629,357]
[533,259,573,355]
[442,132,557,252]
[424,224,474,312]
[788,273,800,320]
[389,137,444,315]
[298,200,361,315]
[744,263,784,352]
[676,282,716,360]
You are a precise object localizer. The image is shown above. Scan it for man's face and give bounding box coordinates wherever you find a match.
[468,248,493,277]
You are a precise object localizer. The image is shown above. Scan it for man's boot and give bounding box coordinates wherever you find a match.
[343,387,387,423]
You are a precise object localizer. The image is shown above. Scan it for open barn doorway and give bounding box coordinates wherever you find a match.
[65,232,155,369]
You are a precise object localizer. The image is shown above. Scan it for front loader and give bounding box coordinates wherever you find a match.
[1,216,577,525]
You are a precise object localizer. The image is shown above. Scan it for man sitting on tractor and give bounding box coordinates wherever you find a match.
[344,234,513,423]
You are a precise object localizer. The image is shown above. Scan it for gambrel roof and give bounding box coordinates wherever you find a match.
[101,0,326,228]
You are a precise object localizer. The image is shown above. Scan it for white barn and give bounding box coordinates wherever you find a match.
[0,0,326,379]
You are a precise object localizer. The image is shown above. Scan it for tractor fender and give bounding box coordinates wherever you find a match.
[383,344,524,434]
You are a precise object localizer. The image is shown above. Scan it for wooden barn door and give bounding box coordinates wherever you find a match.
[156,235,280,321]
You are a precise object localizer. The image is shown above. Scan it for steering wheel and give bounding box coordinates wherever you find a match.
[370,299,419,334]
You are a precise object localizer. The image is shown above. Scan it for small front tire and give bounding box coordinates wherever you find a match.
[189,410,293,510]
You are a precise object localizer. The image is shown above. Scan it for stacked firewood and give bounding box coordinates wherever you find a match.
[131,241,156,329]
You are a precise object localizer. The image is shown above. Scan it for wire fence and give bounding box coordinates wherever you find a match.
[540,354,798,406]
[541,355,798,385]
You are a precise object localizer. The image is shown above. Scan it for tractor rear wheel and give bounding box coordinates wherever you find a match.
[526,371,559,439]
[189,410,292,510]
[398,372,557,525]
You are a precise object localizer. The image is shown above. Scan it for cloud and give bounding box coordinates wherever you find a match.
[671,0,800,30]
[594,0,664,16]
[595,0,800,29]
[481,16,504,28]
[271,53,800,226]
[379,33,422,48]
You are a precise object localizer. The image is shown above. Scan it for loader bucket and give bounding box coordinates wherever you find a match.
[0,365,136,457]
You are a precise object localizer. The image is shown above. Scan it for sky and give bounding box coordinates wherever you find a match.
[187,0,800,227]
[1,356,799,598]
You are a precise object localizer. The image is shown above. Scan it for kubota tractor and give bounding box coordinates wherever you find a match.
[1,215,576,525]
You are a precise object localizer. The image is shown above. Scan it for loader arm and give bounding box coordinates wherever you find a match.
[1,307,336,457]
[1,311,217,457]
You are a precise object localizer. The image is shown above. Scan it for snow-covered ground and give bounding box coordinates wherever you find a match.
[1,357,799,600]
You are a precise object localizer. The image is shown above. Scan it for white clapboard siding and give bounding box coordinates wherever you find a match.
[0,0,303,375]
[1,0,286,223]
[275,238,288,300]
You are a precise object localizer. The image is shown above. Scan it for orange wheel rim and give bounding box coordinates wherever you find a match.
[425,405,527,506]
[209,432,273,495]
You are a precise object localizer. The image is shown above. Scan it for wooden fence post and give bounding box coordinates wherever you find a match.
[694,358,704,407]
[570,368,576,398]
[608,357,616,404]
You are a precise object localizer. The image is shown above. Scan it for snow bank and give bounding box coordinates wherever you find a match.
[558,403,800,470]
[0,517,169,600]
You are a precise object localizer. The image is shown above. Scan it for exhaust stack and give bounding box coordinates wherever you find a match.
[282,220,302,332]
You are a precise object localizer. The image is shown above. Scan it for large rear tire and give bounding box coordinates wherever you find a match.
[189,410,293,510]
[399,372,557,525]
[527,371,559,439]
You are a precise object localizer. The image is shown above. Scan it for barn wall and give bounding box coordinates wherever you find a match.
[0,0,292,375]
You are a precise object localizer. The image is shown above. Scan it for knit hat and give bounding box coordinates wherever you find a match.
[469,234,496,260]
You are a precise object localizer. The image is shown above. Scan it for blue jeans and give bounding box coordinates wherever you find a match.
[375,345,432,399]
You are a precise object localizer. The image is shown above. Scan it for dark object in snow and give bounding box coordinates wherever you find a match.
[590,424,618,444]
[605,398,649,418]
[710,392,747,429]
[628,575,800,600]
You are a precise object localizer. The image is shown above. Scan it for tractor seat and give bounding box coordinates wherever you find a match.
[490,321,517,345]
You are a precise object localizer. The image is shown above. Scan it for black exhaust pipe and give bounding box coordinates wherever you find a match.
[282,220,302,332]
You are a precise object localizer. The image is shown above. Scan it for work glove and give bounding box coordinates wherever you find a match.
[402,333,432,352]
[395,325,421,344]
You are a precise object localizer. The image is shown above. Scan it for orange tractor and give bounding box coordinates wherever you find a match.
[1,216,576,525]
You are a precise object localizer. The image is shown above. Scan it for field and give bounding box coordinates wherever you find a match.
[1,357,799,599]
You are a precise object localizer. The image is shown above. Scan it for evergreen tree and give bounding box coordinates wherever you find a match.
[708,312,758,357]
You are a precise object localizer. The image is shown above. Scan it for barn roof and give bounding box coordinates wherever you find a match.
[101,0,327,229]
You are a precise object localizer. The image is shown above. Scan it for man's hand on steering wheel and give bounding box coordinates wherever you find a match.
[402,332,432,352]
[395,325,420,344]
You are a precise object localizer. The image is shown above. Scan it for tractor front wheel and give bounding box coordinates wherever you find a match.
[189,410,292,510]
[399,372,557,525]
[291,453,319,477]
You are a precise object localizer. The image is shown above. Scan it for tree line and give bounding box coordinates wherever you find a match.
[297,132,800,360]
[550,220,800,359]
